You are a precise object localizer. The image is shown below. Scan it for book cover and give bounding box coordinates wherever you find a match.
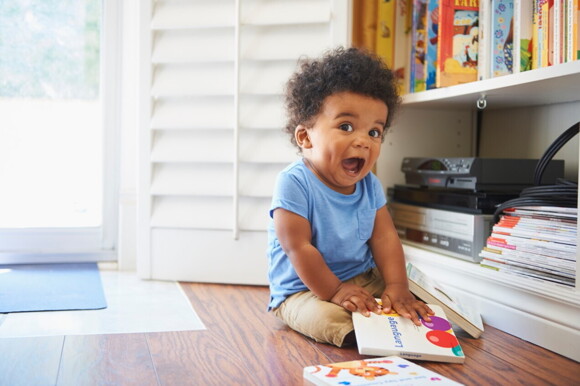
[406,262,484,338]
[550,0,561,65]
[393,0,413,94]
[572,0,580,60]
[437,0,480,87]
[376,0,397,69]
[515,0,534,71]
[353,303,466,363]
[303,356,464,385]
[491,0,515,77]
[532,0,550,68]
[411,0,429,92]
[478,0,492,80]
[425,0,440,89]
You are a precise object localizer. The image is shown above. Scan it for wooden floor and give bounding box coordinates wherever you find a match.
[1,283,578,385]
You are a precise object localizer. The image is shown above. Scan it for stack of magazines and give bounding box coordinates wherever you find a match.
[479,206,577,288]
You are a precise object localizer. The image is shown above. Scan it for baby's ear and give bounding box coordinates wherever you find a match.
[295,125,312,149]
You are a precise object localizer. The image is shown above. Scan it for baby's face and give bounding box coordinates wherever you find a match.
[297,91,388,194]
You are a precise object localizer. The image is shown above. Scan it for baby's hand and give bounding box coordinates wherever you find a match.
[381,285,434,326]
[330,282,381,316]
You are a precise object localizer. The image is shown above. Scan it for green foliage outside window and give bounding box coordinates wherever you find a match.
[0,0,100,99]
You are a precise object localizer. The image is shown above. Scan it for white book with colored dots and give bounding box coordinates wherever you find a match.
[353,303,465,364]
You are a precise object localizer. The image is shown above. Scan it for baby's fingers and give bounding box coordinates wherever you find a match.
[341,300,357,313]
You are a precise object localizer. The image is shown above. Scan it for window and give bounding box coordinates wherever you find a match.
[0,0,118,262]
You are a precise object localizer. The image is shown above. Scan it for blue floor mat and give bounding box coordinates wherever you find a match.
[0,262,107,313]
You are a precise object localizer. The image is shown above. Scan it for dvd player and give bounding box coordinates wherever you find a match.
[389,185,519,214]
[402,157,564,191]
[389,202,493,262]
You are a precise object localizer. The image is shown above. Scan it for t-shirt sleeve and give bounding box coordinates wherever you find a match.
[269,170,309,220]
[371,173,387,209]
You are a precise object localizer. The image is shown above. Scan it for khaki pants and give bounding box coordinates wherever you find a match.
[272,267,385,347]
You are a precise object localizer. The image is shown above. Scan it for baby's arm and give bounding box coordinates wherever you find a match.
[369,206,434,325]
[273,208,380,316]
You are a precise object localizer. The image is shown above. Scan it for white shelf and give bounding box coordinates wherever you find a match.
[402,60,580,110]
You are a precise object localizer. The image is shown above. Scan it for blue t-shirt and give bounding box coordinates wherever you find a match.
[267,159,387,310]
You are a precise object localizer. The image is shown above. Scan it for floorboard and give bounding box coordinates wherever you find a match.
[163,283,330,385]
[57,334,158,386]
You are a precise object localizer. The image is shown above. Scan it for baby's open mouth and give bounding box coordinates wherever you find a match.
[342,158,365,174]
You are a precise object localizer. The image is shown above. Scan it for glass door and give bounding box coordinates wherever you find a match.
[0,0,117,263]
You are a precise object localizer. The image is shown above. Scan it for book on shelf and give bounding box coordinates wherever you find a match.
[571,0,580,61]
[393,0,413,94]
[437,0,480,87]
[480,205,577,288]
[425,0,439,89]
[411,0,429,92]
[376,0,397,69]
[551,0,562,66]
[532,0,551,69]
[564,0,580,62]
[406,262,484,338]
[478,0,492,80]
[303,355,464,385]
[491,0,516,77]
[353,302,466,363]
[514,0,535,72]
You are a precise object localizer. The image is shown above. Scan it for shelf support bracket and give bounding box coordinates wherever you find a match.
[476,94,487,110]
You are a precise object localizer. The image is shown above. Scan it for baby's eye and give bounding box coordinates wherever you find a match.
[339,123,354,132]
[369,129,382,138]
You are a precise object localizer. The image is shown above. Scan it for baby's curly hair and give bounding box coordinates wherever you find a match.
[284,46,400,150]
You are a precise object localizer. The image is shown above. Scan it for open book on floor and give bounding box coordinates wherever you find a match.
[303,355,464,385]
[406,262,484,338]
[353,303,465,364]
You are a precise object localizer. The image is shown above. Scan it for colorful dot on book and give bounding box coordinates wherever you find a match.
[426,330,459,348]
[338,382,350,385]
[421,315,451,331]
[452,345,464,357]
[397,364,409,368]
[431,377,442,381]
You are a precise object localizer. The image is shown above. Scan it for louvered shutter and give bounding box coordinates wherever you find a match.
[139,0,349,283]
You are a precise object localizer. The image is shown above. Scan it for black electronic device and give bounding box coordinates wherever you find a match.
[389,185,520,214]
[402,157,565,191]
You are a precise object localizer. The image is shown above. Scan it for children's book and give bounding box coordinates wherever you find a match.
[437,0,480,87]
[410,0,429,92]
[550,0,561,66]
[393,0,413,94]
[532,0,550,68]
[406,263,484,338]
[353,303,465,363]
[514,0,534,71]
[478,0,491,80]
[425,0,440,89]
[491,0,515,77]
[303,355,464,385]
[376,0,397,69]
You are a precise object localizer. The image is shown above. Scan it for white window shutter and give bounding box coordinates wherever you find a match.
[138,0,350,283]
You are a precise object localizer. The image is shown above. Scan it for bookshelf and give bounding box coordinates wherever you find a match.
[402,60,580,110]
[380,59,580,361]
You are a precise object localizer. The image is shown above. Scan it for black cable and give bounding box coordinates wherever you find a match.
[493,122,579,223]
[534,122,579,185]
